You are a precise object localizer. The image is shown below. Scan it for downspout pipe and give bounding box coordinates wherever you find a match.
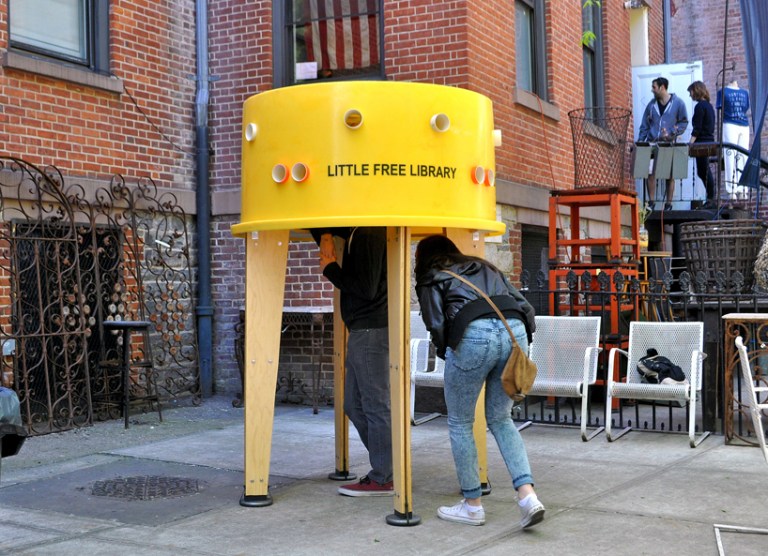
[663,0,672,63]
[195,0,213,397]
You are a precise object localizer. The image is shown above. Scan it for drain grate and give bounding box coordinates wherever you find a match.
[90,475,204,501]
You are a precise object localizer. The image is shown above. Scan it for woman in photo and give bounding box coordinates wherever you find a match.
[414,235,544,528]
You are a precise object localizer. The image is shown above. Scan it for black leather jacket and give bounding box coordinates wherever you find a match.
[415,259,535,359]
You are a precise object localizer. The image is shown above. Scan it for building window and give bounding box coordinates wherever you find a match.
[515,0,547,100]
[277,0,383,86]
[520,225,549,318]
[582,3,605,110]
[8,0,109,74]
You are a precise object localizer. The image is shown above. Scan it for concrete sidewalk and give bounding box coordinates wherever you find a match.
[1,396,767,555]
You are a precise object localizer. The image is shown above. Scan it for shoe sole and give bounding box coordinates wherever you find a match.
[337,488,393,497]
[521,507,545,529]
[437,511,485,526]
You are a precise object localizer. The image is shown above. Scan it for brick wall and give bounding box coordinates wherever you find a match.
[210,215,245,393]
[0,1,661,402]
[385,1,469,86]
[0,0,196,186]
[208,1,273,197]
[0,0,199,396]
[670,0,746,92]
[670,0,768,165]
[208,1,651,399]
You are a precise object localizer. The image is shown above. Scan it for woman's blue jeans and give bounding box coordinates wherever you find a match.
[443,317,534,499]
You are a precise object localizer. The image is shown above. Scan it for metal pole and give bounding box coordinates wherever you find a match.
[716,0,731,207]
[195,0,213,396]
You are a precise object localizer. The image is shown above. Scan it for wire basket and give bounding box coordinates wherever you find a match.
[569,107,632,190]
[680,219,768,288]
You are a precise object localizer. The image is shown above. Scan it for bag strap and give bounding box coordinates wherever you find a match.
[442,270,521,350]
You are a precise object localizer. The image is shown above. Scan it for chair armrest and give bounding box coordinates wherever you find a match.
[690,349,706,391]
[583,346,602,385]
[410,338,433,375]
[433,355,445,374]
[607,347,628,388]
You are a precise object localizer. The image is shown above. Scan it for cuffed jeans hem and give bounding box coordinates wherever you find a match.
[461,486,483,500]
[512,475,534,490]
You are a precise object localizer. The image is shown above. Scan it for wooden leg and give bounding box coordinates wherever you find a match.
[122,329,131,429]
[385,226,421,526]
[447,229,490,494]
[329,302,355,480]
[240,230,289,507]
[326,235,354,480]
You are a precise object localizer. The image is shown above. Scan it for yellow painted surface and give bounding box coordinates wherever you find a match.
[234,81,502,520]
[233,81,503,236]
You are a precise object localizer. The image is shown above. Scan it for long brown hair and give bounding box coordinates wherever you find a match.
[687,80,711,102]
[414,235,499,282]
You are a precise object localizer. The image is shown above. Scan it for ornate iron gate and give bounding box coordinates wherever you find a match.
[0,157,200,434]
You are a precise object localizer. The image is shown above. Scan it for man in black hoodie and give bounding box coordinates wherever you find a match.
[314,227,392,496]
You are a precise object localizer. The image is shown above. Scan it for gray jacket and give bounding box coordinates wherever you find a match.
[638,93,688,142]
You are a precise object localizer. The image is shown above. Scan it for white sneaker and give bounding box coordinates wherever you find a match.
[519,497,545,529]
[437,499,485,526]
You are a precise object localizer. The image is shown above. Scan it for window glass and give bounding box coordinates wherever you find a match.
[10,0,87,62]
[515,1,534,93]
[581,3,604,113]
[583,49,596,108]
[291,0,381,83]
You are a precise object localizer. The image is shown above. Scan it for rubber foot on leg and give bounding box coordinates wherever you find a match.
[328,470,357,481]
[240,489,273,507]
[481,481,492,496]
[386,509,422,526]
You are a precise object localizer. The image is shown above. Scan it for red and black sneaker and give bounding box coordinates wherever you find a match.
[337,475,394,497]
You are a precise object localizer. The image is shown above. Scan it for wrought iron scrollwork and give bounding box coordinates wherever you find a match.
[0,156,199,434]
[0,158,92,433]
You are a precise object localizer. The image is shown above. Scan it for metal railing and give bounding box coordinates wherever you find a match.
[518,267,768,436]
[0,157,200,434]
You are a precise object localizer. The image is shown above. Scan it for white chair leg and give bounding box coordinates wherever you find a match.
[687,387,711,448]
[412,411,441,426]
[517,420,533,432]
[752,405,768,464]
[580,390,603,442]
[605,389,631,442]
[410,380,441,426]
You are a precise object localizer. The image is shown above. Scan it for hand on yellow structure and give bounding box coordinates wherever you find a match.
[319,233,336,271]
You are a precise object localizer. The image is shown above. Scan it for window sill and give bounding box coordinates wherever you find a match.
[2,50,123,94]
[583,119,621,146]
[513,87,560,121]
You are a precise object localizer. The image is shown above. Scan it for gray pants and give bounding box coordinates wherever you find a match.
[345,327,392,484]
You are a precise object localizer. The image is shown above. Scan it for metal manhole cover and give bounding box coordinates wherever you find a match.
[90,475,204,501]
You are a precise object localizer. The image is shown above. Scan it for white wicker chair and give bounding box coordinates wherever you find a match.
[518,316,603,441]
[734,336,768,465]
[409,311,443,425]
[606,321,710,447]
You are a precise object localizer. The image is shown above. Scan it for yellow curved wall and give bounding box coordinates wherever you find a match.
[232,81,503,235]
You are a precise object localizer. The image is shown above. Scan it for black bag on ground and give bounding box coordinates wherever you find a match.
[637,349,686,384]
